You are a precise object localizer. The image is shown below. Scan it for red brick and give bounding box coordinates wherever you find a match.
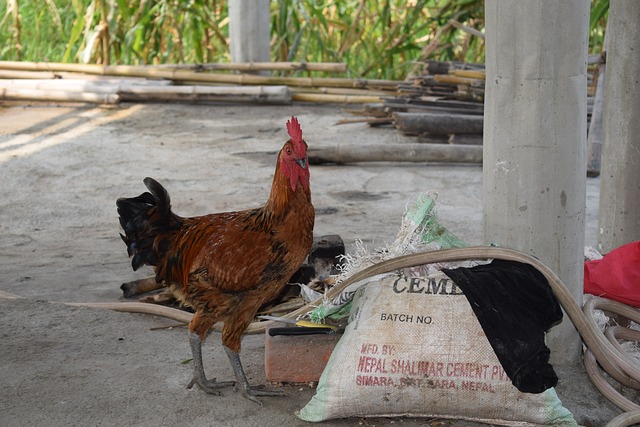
[264,328,341,383]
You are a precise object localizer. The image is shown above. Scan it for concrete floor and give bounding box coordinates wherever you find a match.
[0,102,627,426]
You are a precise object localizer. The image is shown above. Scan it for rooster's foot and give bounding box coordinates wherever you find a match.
[187,331,236,395]
[224,346,285,405]
[236,384,286,405]
[187,376,235,395]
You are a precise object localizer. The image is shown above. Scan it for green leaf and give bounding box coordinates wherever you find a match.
[590,0,609,31]
[62,13,86,62]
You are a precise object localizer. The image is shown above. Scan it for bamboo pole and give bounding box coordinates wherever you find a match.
[450,69,486,80]
[308,143,482,164]
[433,74,481,85]
[292,93,382,104]
[55,74,175,85]
[0,79,139,92]
[394,112,484,135]
[384,101,484,116]
[417,134,483,145]
[0,61,398,90]
[0,80,292,104]
[335,117,393,126]
[175,80,395,100]
[448,134,483,145]
[289,86,390,97]
[0,70,58,79]
[0,88,120,104]
[180,82,391,97]
[154,62,348,73]
[119,85,291,104]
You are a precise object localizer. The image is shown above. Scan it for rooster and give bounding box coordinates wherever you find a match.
[116,116,314,403]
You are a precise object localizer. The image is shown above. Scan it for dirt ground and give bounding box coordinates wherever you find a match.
[0,101,624,426]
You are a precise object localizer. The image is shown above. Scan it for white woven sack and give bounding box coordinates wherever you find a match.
[298,271,576,426]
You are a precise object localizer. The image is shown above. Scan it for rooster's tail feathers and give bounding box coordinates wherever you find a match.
[116,177,181,271]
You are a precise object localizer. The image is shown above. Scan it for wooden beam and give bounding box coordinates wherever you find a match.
[308,143,482,164]
[393,112,483,135]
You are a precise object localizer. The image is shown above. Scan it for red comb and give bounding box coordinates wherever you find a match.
[286,116,303,144]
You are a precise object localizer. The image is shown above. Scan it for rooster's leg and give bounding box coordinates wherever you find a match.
[186,331,235,394]
[224,346,285,405]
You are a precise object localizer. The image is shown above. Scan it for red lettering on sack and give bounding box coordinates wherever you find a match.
[399,377,457,389]
[381,344,396,356]
[446,362,490,379]
[360,343,379,354]
[356,375,395,387]
[390,359,443,377]
[357,356,388,373]
[461,380,496,393]
[490,364,511,381]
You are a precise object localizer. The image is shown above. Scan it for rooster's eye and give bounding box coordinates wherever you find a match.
[286,148,292,155]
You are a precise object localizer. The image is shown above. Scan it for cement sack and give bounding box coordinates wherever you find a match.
[298,271,576,426]
[309,193,474,323]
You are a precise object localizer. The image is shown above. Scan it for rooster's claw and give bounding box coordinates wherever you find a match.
[187,376,235,395]
[237,385,286,405]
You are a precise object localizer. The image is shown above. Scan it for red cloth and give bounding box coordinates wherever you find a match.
[584,241,640,307]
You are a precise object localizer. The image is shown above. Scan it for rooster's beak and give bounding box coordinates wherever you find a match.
[295,158,308,169]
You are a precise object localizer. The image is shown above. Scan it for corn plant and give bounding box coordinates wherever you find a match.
[270,0,485,79]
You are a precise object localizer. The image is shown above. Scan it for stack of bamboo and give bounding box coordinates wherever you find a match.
[0,61,400,105]
[350,59,598,148]
[399,60,486,102]
[390,61,486,145]
[305,63,489,165]
[340,61,487,148]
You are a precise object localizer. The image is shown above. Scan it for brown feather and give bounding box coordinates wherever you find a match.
[117,128,314,354]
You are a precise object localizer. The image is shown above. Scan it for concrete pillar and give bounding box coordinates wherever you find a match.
[228,0,270,64]
[598,0,640,253]
[483,1,589,364]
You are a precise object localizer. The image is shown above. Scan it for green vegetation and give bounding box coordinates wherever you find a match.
[0,0,609,80]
